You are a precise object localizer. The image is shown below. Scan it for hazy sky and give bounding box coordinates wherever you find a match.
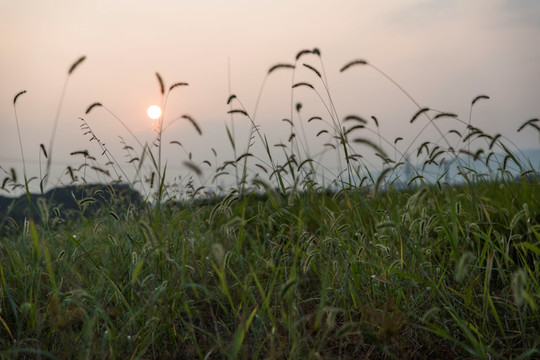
[1,0,539,194]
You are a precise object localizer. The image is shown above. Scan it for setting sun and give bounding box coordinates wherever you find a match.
[147,105,162,120]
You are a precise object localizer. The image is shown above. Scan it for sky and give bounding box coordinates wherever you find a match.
[1,0,539,196]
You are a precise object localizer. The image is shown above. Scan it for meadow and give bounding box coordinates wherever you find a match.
[1,49,539,359]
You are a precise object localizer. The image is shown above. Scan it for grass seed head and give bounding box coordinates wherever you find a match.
[68,55,86,75]
[13,90,27,105]
[155,72,165,95]
[340,59,368,72]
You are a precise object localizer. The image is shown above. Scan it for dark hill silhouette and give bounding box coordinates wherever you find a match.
[0,183,142,232]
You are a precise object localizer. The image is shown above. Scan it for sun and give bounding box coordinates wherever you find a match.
[147,105,162,120]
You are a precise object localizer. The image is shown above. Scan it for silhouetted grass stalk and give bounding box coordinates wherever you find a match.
[44,56,86,189]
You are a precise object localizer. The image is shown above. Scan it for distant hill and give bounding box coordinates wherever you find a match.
[0,183,142,232]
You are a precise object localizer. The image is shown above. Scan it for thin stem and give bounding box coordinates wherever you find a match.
[13,102,27,180]
[45,76,69,189]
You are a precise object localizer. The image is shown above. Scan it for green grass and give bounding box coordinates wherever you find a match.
[1,49,539,359]
[1,182,538,359]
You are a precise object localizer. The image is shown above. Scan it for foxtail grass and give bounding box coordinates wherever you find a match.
[1,48,539,360]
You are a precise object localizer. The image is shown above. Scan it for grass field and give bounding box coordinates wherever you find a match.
[1,50,539,359]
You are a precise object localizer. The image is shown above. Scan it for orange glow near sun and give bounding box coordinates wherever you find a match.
[147,105,162,120]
